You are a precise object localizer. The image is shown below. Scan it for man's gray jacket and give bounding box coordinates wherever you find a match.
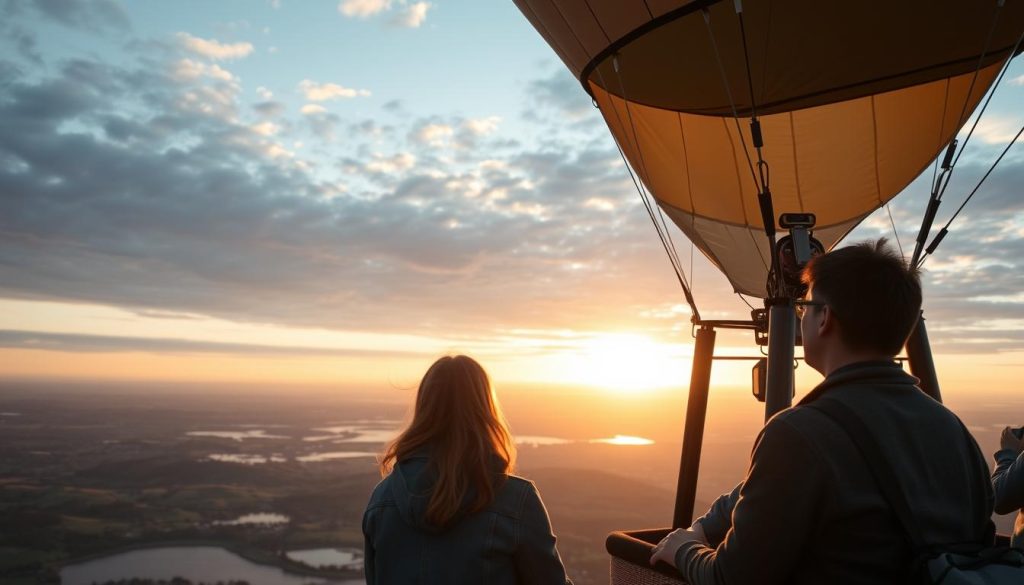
[678,361,994,585]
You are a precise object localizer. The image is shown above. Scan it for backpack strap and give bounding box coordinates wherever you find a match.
[804,400,929,551]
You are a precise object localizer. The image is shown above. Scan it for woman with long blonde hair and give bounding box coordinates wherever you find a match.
[362,355,570,584]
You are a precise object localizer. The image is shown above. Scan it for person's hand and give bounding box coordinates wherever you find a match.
[688,520,708,545]
[649,523,708,568]
[1000,426,1024,453]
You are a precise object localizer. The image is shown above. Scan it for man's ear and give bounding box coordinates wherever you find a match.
[818,305,836,336]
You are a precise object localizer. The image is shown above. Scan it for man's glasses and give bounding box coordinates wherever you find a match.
[794,299,826,319]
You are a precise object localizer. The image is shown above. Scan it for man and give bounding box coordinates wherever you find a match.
[992,425,1024,548]
[650,239,994,584]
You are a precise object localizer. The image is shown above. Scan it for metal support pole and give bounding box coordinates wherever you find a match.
[764,303,796,422]
[673,326,716,529]
[906,313,942,403]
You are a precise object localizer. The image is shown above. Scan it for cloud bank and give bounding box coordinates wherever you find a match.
[1,8,1022,357]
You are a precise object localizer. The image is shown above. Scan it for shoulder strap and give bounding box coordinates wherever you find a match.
[805,400,929,551]
[950,416,999,547]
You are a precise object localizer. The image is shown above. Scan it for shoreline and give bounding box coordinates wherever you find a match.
[58,538,364,581]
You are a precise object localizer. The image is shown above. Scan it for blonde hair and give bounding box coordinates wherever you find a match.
[380,355,516,527]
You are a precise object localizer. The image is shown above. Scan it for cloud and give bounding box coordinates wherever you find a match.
[253,100,285,118]
[584,197,616,212]
[250,121,280,136]
[298,79,371,101]
[0,330,428,358]
[1011,74,1024,87]
[172,59,235,82]
[350,119,387,137]
[390,2,431,28]
[412,122,454,146]
[2,25,44,65]
[454,117,501,149]
[256,86,273,100]
[462,117,500,137]
[365,152,417,174]
[969,115,1023,145]
[339,0,391,18]
[162,56,246,123]
[302,109,342,140]
[340,0,431,28]
[177,33,254,61]
[300,104,328,115]
[523,68,599,125]
[31,0,131,33]
[0,56,679,337]
[177,84,241,120]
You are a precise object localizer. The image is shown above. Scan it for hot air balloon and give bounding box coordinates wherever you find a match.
[512,0,1024,582]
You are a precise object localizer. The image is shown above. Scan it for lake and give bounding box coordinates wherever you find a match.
[187,429,290,441]
[60,545,363,585]
[311,425,399,443]
[214,513,290,526]
[286,547,363,570]
[207,453,287,464]
[296,451,377,462]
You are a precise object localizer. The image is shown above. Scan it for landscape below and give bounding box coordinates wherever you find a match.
[0,380,1018,585]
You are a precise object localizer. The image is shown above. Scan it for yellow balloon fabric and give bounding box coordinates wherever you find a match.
[514,0,1023,296]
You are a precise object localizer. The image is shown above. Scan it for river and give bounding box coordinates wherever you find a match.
[60,545,364,585]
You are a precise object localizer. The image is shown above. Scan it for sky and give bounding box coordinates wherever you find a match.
[0,0,1023,398]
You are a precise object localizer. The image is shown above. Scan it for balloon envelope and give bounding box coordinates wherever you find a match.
[514,0,1024,297]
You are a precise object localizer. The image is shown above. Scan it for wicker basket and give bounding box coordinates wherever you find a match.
[606,529,688,585]
[610,555,687,585]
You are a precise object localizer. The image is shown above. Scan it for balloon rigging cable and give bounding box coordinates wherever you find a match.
[885,204,906,260]
[911,0,1009,268]
[697,6,773,275]
[700,8,760,194]
[595,58,702,323]
[919,123,1024,269]
[705,2,783,297]
[916,27,1024,268]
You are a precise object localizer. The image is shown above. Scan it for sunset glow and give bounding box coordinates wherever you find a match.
[590,435,656,446]
[0,1,1020,401]
[533,333,691,394]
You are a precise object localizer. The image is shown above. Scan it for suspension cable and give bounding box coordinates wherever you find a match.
[885,203,905,260]
[690,230,695,300]
[919,23,1024,266]
[737,293,756,311]
[929,82,953,197]
[919,123,1023,264]
[948,0,1006,150]
[611,57,691,286]
[736,3,766,183]
[910,0,1006,267]
[593,59,702,322]
[704,5,770,274]
[701,8,759,192]
[946,25,1024,175]
[733,0,782,297]
[655,198,687,285]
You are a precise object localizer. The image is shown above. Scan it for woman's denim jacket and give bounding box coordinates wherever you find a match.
[362,453,571,584]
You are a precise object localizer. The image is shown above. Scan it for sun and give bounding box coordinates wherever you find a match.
[561,333,689,394]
